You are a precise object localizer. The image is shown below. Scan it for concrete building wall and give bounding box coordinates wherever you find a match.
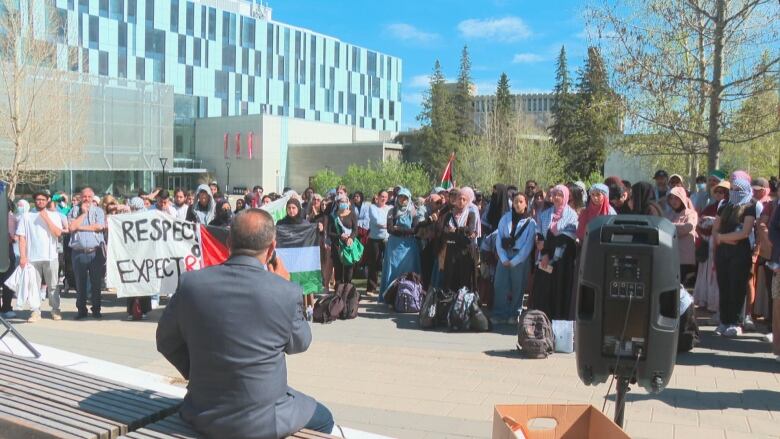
[194,115,264,191]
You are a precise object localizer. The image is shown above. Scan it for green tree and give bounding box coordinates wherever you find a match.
[417,60,458,174]
[565,47,619,180]
[310,160,432,199]
[549,46,579,175]
[495,73,513,128]
[453,45,475,141]
[310,168,342,195]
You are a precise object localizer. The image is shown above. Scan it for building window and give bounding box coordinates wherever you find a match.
[222,12,236,45]
[145,28,165,60]
[88,15,98,49]
[136,57,145,80]
[152,59,164,82]
[109,0,123,20]
[186,1,194,36]
[208,7,216,40]
[241,47,249,74]
[194,39,201,66]
[145,0,154,25]
[185,66,193,94]
[178,35,186,63]
[127,0,136,23]
[200,6,206,38]
[118,49,127,78]
[99,0,108,17]
[389,101,395,120]
[215,71,228,99]
[118,22,127,49]
[235,73,242,102]
[170,0,178,32]
[254,50,261,76]
[248,76,255,102]
[99,51,108,75]
[241,16,255,48]
[367,51,377,77]
[223,46,236,72]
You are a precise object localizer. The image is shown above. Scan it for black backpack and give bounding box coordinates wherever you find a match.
[677,305,699,352]
[418,288,455,329]
[448,288,479,332]
[313,293,344,324]
[517,310,554,358]
[337,283,359,320]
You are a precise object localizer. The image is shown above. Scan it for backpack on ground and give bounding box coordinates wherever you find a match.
[395,276,424,313]
[419,288,440,329]
[517,310,554,358]
[468,301,490,332]
[447,287,478,331]
[313,293,345,324]
[337,283,359,320]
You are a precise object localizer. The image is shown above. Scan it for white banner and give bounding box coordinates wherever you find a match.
[106,210,202,298]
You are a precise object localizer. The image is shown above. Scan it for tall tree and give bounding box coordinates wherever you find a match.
[549,46,580,175]
[568,46,619,179]
[495,73,513,128]
[416,60,458,174]
[453,45,475,141]
[0,0,89,198]
[587,0,780,173]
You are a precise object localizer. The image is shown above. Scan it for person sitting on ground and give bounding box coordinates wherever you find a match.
[157,209,334,437]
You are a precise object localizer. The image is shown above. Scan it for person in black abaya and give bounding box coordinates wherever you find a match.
[278,198,308,225]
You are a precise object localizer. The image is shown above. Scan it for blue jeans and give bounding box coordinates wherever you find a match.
[304,402,334,434]
[72,249,105,315]
[493,259,530,319]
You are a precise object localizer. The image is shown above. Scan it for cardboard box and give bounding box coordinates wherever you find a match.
[493,404,630,439]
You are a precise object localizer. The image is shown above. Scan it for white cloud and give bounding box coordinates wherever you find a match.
[512,53,544,64]
[403,93,424,105]
[409,74,432,88]
[457,16,532,42]
[385,23,440,44]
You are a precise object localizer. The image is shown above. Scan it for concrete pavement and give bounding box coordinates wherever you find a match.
[6,291,780,438]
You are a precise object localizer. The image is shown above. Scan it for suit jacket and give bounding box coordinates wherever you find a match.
[157,255,316,439]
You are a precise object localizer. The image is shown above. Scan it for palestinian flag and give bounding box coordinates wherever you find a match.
[261,195,290,223]
[275,223,323,294]
[440,153,455,189]
[200,225,230,267]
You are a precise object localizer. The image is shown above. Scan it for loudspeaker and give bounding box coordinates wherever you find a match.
[575,215,679,394]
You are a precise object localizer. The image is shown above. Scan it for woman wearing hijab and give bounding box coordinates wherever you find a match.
[694,180,729,312]
[666,187,699,283]
[307,194,332,291]
[567,183,586,215]
[532,185,579,320]
[379,188,421,301]
[484,184,510,236]
[493,192,536,324]
[629,182,664,216]
[277,198,308,225]
[712,178,757,337]
[440,187,480,293]
[233,198,246,214]
[351,191,371,273]
[208,200,233,227]
[576,184,616,243]
[327,194,358,289]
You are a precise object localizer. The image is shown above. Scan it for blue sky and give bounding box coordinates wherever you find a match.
[269,0,589,130]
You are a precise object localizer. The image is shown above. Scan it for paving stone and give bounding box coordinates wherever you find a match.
[674,425,726,439]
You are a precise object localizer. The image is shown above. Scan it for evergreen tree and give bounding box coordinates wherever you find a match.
[453,45,475,141]
[549,46,577,157]
[417,60,458,174]
[570,46,619,180]
[494,73,515,178]
[495,72,513,122]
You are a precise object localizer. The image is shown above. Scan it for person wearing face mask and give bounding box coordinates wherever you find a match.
[691,175,710,212]
[327,194,358,289]
[532,185,579,321]
[379,188,421,301]
[187,184,216,224]
[209,200,234,227]
[493,192,536,324]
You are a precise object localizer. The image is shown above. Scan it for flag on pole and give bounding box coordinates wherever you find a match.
[235,132,241,159]
[200,225,230,267]
[275,223,323,294]
[223,133,229,159]
[261,195,290,223]
[248,131,254,160]
[440,153,455,189]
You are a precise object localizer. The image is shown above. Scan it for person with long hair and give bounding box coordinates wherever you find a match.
[576,184,615,242]
[713,178,757,337]
[694,180,730,313]
[484,184,510,236]
[532,185,579,320]
[441,187,480,293]
[306,194,332,291]
[629,182,664,217]
[666,187,699,284]
[379,188,421,301]
[328,194,358,288]
[493,192,536,324]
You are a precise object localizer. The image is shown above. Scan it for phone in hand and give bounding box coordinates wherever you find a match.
[267,250,277,267]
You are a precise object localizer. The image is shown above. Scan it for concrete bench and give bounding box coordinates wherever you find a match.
[119,413,339,439]
[0,352,181,439]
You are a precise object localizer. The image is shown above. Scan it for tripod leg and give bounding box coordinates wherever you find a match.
[0,315,41,358]
[614,375,630,428]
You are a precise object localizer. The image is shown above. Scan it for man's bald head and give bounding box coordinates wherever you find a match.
[229,208,276,256]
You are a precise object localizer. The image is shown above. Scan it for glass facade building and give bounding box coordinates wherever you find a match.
[54,0,402,132]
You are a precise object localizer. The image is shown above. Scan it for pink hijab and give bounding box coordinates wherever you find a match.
[731,170,751,183]
[550,184,570,235]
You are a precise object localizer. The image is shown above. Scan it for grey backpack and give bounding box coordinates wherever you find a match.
[517,310,554,358]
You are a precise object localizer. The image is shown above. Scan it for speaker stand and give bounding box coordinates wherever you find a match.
[613,375,631,428]
[0,314,41,358]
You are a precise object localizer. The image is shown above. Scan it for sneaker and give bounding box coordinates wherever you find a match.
[27,311,41,323]
[141,314,148,321]
[126,314,136,321]
[714,324,727,336]
[743,315,756,332]
[2,311,16,319]
[92,311,102,319]
[723,326,742,338]
[51,310,62,321]
[763,333,774,343]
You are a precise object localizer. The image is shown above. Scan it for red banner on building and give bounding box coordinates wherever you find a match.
[223,133,228,159]
[235,132,241,159]
[248,131,254,160]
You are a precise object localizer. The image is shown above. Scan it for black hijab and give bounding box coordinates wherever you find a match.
[278,198,306,225]
[630,182,654,215]
[487,184,510,231]
[209,200,233,227]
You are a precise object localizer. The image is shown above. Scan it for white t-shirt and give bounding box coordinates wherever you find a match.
[16,210,64,262]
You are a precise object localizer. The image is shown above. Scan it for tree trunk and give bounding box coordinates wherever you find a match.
[707,0,726,173]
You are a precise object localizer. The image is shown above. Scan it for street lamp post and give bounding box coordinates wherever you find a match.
[159,157,168,190]
[226,161,231,194]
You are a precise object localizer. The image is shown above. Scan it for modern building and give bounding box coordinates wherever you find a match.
[0,0,403,195]
[472,92,554,133]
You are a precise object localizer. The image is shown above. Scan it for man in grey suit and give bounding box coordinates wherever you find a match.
[157,208,334,438]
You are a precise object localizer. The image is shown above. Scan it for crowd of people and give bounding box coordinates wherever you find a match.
[1,170,778,362]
